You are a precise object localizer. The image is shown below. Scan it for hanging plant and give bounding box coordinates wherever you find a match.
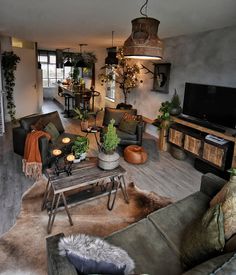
[1,51,20,122]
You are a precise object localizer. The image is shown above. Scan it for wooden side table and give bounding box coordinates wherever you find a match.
[41,158,129,233]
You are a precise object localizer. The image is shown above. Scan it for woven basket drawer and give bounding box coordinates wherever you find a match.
[168,128,184,147]
[184,135,202,156]
[203,143,225,167]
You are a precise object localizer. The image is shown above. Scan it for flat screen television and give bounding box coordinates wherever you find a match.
[182,82,236,130]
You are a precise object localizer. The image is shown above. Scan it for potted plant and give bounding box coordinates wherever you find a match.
[157,101,172,129]
[98,119,120,170]
[170,89,182,116]
[73,107,89,131]
[1,51,20,122]
[72,136,89,162]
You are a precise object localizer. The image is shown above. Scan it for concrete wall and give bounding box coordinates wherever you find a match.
[127,25,236,137]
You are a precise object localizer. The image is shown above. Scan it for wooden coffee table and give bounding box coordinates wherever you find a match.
[42,157,129,233]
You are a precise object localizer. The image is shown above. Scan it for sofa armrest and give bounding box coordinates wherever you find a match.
[12,127,28,156]
[136,121,144,146]
[39,136,50,168]
[200,173,227,198]
[46,233,77,275]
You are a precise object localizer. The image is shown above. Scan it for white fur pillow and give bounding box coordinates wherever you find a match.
[58,234,135,275]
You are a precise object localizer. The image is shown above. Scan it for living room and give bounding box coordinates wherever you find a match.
[1,0,236,274]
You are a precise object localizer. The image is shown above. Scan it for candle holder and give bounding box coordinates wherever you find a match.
[52,148,75,176]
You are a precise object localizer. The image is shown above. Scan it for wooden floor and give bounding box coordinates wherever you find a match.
[0,99,202,236]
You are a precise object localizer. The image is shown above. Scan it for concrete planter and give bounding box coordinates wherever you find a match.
[98,151,120,170]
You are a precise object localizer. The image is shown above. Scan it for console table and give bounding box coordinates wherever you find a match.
[165,117,236,168]
[41,158,129,233]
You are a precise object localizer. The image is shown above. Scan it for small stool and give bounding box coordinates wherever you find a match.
[124,145,148,164]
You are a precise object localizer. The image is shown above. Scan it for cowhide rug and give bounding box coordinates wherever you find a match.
[0,176,172,274]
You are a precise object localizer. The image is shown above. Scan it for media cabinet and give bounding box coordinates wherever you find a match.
[161,117,236,169]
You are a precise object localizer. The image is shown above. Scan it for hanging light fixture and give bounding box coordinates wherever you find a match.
[105,31,119,65]
[64,48,73,67]
[76,44,88,68]
[123,0,163,60]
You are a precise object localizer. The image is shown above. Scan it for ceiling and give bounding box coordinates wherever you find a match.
[0,0,236,52]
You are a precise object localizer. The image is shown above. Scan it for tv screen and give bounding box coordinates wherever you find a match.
[183,83,236,130]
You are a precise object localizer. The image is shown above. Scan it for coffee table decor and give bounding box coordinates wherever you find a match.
[71,136,89,162]
[98,119,120,170]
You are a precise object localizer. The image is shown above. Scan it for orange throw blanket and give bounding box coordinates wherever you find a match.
[22,130,51,180]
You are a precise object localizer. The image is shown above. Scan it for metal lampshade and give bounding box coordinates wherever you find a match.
[123,17,163,60]
[105,47,118,65]
[75,59,87,68]
[64,58,73,67]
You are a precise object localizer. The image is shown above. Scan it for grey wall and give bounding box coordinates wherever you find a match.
[128,25,236,137]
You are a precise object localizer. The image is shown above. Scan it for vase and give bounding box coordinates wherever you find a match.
[80,120,89,131]
[98,151,120,170]
[170,106,182,116]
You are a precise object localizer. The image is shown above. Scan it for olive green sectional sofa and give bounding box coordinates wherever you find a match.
[46,173,236,274]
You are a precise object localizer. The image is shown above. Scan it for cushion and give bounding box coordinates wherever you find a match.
[181,204,225,270]
[103,107,137,126]
[44,122,60,142]
[106,218,183,274]
[210,177,236,240]
[119,113,141,135]
[58,234,135,275]
[31,117,47,131]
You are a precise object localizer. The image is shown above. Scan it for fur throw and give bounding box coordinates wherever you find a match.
[58,234,135,275]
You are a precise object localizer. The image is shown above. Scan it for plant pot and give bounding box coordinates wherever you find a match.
[80,120,89,131]
[98,151,120,170]
[170,107,182,116]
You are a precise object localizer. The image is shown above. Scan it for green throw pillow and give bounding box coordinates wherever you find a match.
[44,122,60,142]
[119,113,140,135]
[181,204,225,270]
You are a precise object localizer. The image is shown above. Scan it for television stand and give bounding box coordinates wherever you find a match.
[178,115,225,133]
[160,116,236,168]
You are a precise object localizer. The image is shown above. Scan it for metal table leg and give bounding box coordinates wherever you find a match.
[61,193,73,226]
[119,175,129,203]
[107,176,119,211]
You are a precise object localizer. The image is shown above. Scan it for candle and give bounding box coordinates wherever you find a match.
[62,137,71,144]
[52,149,62,156]
[66,154,75,162]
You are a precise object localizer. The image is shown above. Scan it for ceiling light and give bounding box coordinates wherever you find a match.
[76,44,88,68]
[64,48,73,67]
[123,0,163,60]
[105,31,119,65]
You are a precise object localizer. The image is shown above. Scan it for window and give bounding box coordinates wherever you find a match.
[105,66,116,101]
[38,50,72,88]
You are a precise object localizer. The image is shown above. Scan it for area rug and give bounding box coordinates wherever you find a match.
[0,176,172,275]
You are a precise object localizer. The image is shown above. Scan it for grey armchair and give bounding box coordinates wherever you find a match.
[101,107,144,146]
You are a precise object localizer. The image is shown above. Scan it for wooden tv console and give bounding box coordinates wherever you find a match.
[161,117,236,169]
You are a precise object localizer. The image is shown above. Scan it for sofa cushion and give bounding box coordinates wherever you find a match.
[103,108,137,126]
[119,113,141,135]
[148,191,210,255]
[182,252,236,275]
[106,218,182,275]
[44,122,60,142]
[116,128,137,141]
[58,234,134,275]
[181,204,225,269]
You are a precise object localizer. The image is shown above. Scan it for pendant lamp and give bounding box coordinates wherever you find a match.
[123,0,163,60]
[76,44,88,68]
[64,48,73,67]
[105,31,119,65]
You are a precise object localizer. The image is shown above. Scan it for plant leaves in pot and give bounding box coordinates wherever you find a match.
[98,119,120,170]
[169,89,182,116]
[72,136,89,162]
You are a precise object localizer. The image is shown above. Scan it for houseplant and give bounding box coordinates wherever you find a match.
[1,51,20,122]
[157,101,172,129]
[98,119,120,170]
[73,107,89,131]
[99,48,142,106]
[72,136,89,161]
[170,89,182,116]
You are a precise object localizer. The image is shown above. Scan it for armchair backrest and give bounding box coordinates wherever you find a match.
[103,107,137,126]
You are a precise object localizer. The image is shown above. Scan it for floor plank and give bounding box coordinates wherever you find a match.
[0,99,202,236]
